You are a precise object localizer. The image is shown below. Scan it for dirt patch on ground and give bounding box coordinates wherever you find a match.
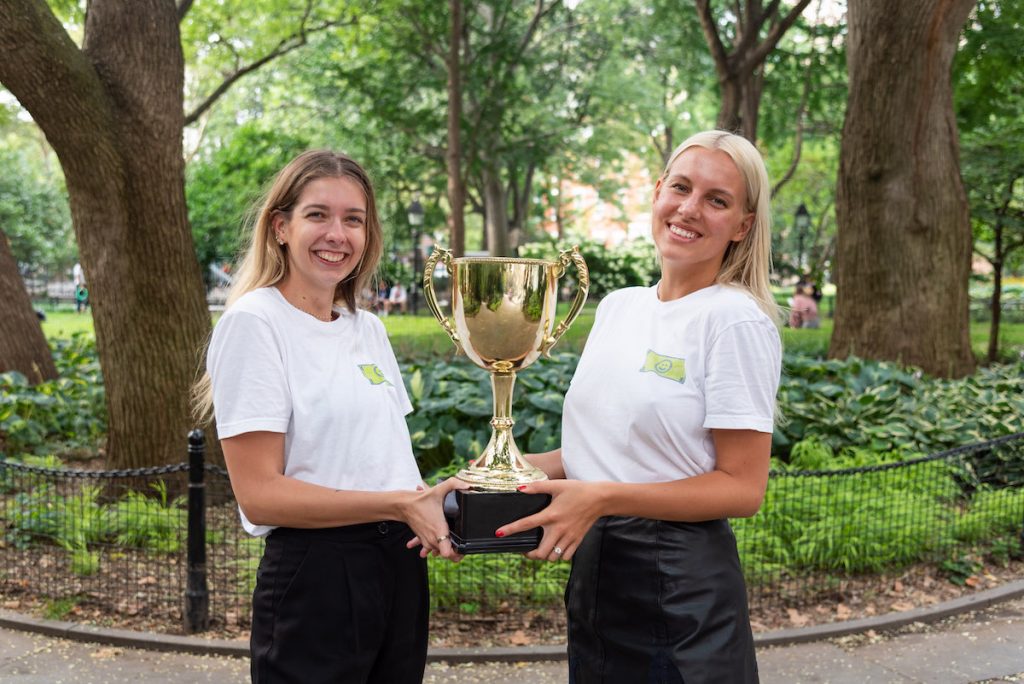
[3,556,1020,648]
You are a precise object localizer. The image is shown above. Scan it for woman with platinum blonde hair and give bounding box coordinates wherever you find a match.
[500,130,781,682]
[194,150,464,683]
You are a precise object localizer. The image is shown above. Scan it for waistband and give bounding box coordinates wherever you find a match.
[269,520,410,543]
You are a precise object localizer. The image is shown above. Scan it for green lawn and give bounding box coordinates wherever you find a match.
[39,307,96,339]
[37,303,1024,364]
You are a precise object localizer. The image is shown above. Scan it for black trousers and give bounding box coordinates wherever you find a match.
[566,516,758,684]
[250,522,428,684]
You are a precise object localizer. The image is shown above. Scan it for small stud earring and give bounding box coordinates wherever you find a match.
[275,235,284,246]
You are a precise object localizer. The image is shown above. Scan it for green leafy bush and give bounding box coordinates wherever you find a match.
[402,353,578,480]
[733,452,1023,581]
[0,334,106,458]
[428,552,571,611]
[518,236,658,300]
[775,355,1024,462]
[109,481,186,554]
[3,477,187,575]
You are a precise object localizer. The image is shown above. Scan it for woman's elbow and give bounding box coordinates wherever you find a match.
[731,484,767,518]
[731,499,764,518]
[234,488,279,526]
[237,498,270,526]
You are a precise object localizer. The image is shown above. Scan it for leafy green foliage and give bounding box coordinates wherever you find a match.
[0,145,74,276]
[42,597,80,621]
[519,236,658,300]
[402,353,578,479]
[3,478,186,575]
[186,123,310,274]
[109,481,186,554]
[0,334,106,458]
[733,454,1024,582]
[775,355,1024,460]
[428,552,571,611]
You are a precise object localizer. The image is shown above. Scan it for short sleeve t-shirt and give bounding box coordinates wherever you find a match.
[562,284,781,483]
[207,287,423,536]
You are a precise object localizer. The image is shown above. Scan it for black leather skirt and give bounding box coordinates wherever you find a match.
[565,516,758,684]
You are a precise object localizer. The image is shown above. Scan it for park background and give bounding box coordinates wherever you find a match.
[1,0,1023,645]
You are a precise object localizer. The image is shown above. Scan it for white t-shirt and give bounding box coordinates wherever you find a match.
[389,284,407,303]
[562,284,781,483]
[207,287,423,536]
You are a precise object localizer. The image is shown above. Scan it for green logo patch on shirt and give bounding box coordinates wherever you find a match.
[358,364,393,386]
[639,350,686,383]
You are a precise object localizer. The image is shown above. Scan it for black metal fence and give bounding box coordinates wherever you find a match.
[1,433,1021,642]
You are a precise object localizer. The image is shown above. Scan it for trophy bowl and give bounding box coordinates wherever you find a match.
[423,246,589,552]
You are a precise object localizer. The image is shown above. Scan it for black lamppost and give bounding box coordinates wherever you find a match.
[407,199,424,315]
[794,203,811,275]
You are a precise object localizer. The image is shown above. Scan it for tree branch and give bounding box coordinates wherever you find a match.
[741,0,813,74]
[184,9,356,126]
[973,246,994,263]
[771,1,820,197]
[516,0,554,57]
[177,0,194,22]
[407,12,448,71]
[0,0,118,171]
[695,0,730,80]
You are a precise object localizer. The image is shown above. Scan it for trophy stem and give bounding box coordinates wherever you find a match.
[456,370,547,490]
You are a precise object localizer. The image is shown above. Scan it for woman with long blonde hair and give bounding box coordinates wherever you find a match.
[500,131,782,682]
[197,150,463,683]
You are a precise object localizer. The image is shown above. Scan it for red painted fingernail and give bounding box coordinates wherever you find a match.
[495,530,505,538]
[516,485,527,491]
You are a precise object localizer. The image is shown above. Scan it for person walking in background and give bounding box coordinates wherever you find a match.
[72,261,88,312]
[193,150,464,684]
[500,130,782,683]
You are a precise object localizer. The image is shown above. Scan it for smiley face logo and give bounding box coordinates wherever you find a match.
[639,350,686,383]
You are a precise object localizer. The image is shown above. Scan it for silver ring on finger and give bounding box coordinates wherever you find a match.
[553,546,564,556]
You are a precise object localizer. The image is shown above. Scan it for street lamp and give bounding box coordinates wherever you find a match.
[407,199,424,315]
[794,203,811,275]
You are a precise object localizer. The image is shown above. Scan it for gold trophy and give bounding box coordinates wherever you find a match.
[423,246,589,553]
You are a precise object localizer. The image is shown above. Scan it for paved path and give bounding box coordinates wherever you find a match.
[1,597,1022,683]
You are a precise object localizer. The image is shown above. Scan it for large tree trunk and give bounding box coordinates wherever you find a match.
[509,162,535,250]
[446,0,466,257]
[482,166,511,256]
[715,68,764,141]
[0,230,57,383]
[830,0,976,378]
[0,0,212,467]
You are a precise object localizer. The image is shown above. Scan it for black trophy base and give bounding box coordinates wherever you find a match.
[443,489,551,554]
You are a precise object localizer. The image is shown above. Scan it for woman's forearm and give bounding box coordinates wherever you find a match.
[594,469,767,522]
[236,474,417,528]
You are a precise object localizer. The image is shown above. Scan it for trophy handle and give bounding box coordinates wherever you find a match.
[542,245,589,355]
[423,246,462,353]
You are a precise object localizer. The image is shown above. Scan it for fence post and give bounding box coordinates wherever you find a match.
[184,429,210,633]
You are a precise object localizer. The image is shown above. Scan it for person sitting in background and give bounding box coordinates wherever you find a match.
[377,280,390,315]
[387,281,408,315]
[789,284,820,328]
